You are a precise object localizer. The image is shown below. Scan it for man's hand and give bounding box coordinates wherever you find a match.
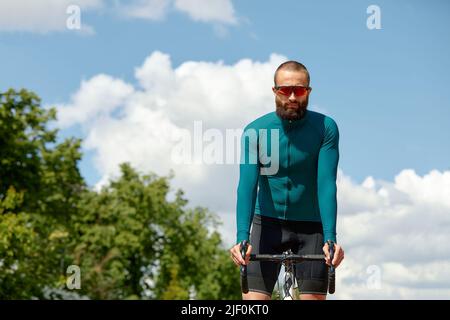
[323,242,344,268]
[229,242,252,266]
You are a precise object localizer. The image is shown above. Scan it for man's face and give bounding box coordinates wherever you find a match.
[273,70,311,120]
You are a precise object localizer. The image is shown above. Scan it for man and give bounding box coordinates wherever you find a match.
[230,61,344,300]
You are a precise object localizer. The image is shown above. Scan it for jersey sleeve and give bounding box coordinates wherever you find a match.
[236,126,260,244]
[317,117,339,244]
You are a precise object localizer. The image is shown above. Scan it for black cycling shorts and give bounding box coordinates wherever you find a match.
[247,214,328,296]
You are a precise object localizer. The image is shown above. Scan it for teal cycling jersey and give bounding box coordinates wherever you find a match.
[236,109,339,244]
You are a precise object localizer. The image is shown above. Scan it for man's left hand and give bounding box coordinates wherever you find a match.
[323,242,344,268]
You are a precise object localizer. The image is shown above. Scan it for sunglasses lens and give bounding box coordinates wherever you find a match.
[277,86,308,96]
[293,87,307,96]
[277,87,293,96]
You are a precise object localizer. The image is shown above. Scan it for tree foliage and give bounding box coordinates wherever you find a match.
[0,89,240,299]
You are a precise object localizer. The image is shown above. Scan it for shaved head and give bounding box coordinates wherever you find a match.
[274,61,310,86]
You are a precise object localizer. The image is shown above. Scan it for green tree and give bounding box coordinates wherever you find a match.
[0,88,241,299]
[71,164,241,299]
[0,89,85,298]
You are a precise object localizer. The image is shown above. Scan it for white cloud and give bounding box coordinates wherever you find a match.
[0,0,101,33]
[56,74,134,128]
[334,169,450,299]
[54,51,450,299]
[119,0,237,25]
[129,51,284,130]
[118,0,171,20]
[395,169,450,208]
[55,50,285,207]
[174,0,237,24]
[0,0,238,33]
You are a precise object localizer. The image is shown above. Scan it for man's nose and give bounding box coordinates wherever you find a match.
[288,92,296,101]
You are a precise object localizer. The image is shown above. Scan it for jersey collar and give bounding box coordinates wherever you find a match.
[277,109,310,129]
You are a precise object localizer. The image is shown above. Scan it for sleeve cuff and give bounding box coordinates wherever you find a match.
[323,233,337,244]
[236,231,250,245]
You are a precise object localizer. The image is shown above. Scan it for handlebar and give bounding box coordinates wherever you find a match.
[239,240,336,295]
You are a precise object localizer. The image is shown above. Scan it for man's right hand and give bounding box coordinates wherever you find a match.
[229,242,252,266]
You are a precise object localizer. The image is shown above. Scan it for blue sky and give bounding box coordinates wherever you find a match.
[2,0,450,299]
[1,0,449,186]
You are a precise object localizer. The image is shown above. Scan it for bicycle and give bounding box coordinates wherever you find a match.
[240,240,336,299]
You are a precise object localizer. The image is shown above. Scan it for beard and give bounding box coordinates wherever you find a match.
[275,97,308,121]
